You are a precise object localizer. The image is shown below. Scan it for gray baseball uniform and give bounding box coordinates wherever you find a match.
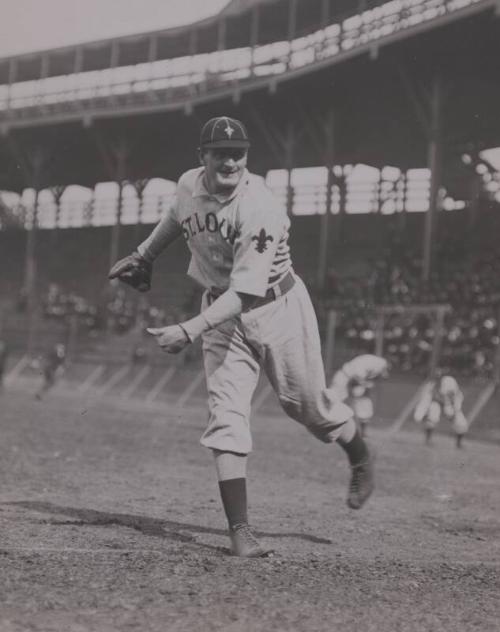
[138,166,353,454]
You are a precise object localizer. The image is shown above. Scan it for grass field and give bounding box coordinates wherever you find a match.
[1,385,499,632]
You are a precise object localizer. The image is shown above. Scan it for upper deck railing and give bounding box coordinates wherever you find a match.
[0,0,489,127]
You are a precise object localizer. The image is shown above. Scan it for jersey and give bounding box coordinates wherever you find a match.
[330,355,388,402]
[341,355,388,382]
[438,376,464,416]
[138,168,292,297]
[414,375,464,429]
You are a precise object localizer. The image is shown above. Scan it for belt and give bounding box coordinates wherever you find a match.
[208,271,295,310]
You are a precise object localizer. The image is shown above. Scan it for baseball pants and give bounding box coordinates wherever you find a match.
[200,275,353,454]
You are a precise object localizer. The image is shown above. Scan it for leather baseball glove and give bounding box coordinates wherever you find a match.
[108,251,152,292]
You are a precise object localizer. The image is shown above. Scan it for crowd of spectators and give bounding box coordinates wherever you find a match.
[33,281,199,338]
[10,224,500,378]
[322,242,500,378]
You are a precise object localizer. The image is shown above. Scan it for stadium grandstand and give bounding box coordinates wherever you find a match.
[1,0,500,432]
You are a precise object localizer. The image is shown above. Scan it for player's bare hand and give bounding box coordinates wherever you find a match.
[146,325,190,354]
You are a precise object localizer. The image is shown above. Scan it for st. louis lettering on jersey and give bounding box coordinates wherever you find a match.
[180,211,241,246]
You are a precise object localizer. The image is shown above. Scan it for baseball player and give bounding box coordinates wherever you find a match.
[35,343,66,401]
[413,372,468,448]
[324,354,389,437]
[109,116,375,558]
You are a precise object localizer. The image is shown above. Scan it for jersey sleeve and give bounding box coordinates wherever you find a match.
[229,193,285,297]
[137,194,182,262]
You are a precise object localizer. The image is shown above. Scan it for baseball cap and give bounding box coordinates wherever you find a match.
[200,116,250,149]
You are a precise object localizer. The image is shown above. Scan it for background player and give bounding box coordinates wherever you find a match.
[109,115,375,558]
[413,372,468,448]
[323,354,389,437]
[35,343,66,401]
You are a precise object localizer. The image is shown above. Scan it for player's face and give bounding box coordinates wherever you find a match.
[201,147,248,194]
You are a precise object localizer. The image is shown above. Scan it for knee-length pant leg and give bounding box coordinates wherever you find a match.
[247,277,353,443]
[200,317,260,455]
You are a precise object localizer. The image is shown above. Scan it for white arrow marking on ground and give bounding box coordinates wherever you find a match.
[144,366,177,403]
[175,369,205,408]
[97,365,130,396]
[77,365,106,393]
[121,365,152,400]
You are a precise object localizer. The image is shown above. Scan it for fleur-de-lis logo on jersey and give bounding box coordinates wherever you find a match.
[252,228,274,253]
[224,122,234,138]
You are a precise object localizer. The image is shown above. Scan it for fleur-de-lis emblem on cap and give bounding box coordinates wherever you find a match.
[224,122,234,138]
[252,228,274,253]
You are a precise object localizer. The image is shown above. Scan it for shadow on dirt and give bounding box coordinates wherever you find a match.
[3,500,332,548]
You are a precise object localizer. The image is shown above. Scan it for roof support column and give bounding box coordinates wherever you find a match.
[188,29,198,56]
[83,190,95,226]
[317,108,335,291]
[6,58,17,110]
[335,168,347,246]
[287,0,298,69]
[398,172,408,233]
[284,120,296,217]
[10,143,50,353]
[132,178,150,240]
[250,5,260,75]
[25,186,39,355]
[110,40,120,68]
[74,46,83,74]
[423,72,443,283]
[397,63,447,282]
[467,172,482,230]
[48,185,66,278]
[5,138,49,320]
[320,0,330,27]
[50,183,66,230]
[148,35,158,62]
[41,53,50,79]
[24,154,42,304]
[86,125,130,271]
[109,140,129,271]
[288,0,298,40]
[217,19,227,52]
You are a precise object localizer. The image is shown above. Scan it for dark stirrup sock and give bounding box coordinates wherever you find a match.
[337,429,369,466]
[218,477,248,528]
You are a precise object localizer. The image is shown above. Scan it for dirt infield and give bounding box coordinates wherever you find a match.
[1,388,499,632]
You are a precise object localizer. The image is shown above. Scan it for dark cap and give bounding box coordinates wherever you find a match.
[200,116,250,149]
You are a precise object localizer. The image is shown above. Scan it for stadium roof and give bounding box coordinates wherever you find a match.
[0,0,499,196]
[0,0,360,81]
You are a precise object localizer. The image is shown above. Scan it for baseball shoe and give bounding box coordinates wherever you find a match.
[347,451,375,510]
[229,524,273,558]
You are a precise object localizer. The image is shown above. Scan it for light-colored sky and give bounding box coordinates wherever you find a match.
[0,0,230,57]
